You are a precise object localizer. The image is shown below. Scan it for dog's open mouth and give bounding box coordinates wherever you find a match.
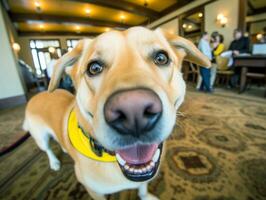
[115,143,163,182]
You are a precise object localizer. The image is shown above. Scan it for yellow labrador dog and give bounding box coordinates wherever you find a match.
[23,27,210,200]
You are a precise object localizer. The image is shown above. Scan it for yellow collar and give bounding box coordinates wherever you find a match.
[68,109,116,162]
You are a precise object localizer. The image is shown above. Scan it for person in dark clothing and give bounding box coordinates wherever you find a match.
[229,29,250,55]
[221,29,250,67]
[228,29,250,87]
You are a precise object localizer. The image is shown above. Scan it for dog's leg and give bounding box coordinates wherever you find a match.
[138,183,159,200]
[29,123,61,171]
[36,135,61,171]
[46,147,61,171]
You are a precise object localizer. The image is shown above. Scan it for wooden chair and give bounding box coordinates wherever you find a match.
[246,71,266,97]
[183,62,199,83]
[215,56,234,87]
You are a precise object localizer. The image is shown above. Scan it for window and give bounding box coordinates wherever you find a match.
[30,39,61,77]
[67,39,80,52]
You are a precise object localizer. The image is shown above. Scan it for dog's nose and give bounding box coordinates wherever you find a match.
[104,89,162,137]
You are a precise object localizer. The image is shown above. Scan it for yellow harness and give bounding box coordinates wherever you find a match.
[68,110,116,162]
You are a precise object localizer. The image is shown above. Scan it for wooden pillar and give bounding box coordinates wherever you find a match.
[238,0,247,32]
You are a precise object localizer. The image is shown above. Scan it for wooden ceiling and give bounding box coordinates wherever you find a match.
[2,0,194,36]
[247,0,266,15]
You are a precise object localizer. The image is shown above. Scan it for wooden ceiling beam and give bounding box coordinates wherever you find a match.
[17,30,100,37]
[253,6,266,15]
[71,0,160,19]
[9,12,130,29]
[160,0,195,16]
[141,0,197,26]
[247,0,255,13]
[183,18,201,25]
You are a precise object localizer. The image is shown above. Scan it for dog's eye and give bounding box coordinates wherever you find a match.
[154,51,169,66]
[87,61,104,76]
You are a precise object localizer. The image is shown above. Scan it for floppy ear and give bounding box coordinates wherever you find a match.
[48,40,84,92]
[159,29,211,68]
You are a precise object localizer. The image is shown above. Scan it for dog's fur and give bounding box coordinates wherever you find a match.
[23,27,210,200]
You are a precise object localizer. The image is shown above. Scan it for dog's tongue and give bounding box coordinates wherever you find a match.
[117,144,158,164]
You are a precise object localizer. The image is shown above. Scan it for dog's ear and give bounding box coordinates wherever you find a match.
[158,29,211,68]
[48,40,84,92]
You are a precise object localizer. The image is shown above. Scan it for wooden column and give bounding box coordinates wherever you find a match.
[238,0,247,32]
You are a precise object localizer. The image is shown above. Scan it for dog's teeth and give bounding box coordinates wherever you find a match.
[150,161,155,167]
[144,166,149,172]
[116,154,126,166]
[142,167,147,173]
[129,168,134,173]
[133,169,138,174]
[124,164,129,170]
[152,149,160,162]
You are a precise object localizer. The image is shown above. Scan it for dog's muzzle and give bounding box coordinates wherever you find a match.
[104,88,163,181]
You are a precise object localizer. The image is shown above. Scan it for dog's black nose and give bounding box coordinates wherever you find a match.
[104,89,162,137]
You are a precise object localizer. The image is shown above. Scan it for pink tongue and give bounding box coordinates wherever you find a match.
[117,144,158,164]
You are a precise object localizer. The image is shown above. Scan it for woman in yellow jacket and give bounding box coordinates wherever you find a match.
[211,33,225,89]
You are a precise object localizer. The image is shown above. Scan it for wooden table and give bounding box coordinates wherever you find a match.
[234,55,266,93]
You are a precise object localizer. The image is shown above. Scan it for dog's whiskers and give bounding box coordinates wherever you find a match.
[176,111,185,118]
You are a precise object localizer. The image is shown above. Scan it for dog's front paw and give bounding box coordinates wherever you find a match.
[50,159,61,171]
[140,193,159,200]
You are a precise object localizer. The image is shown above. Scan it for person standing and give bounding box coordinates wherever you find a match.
[210,32,225,89]
[197,32,213,92]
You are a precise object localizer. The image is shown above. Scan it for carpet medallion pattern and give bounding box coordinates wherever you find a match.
[0,105,26,153]
[0,91,266,200]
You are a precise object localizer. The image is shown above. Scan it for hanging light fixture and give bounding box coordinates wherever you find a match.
[34,0,42,12]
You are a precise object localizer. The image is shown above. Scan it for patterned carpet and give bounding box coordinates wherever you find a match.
[0,105,28,155]
[0,90,266,200]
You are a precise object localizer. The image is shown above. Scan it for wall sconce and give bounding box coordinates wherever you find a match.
[216,14,228,27]
[12,43,21,52]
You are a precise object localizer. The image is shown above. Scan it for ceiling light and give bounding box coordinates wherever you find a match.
[34,1,41,12]
[144,0,148,7]
[120,15,125,23]
[188,25,192,29]
[75,25,81,33]
[256,33,263,40]
[182,24,187,28]
[48,47,56,54]
[105,28,111,32]
[198,13,203,18]
[39,24,44,29]
[34,1,40,7]
[85,8,91,15]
